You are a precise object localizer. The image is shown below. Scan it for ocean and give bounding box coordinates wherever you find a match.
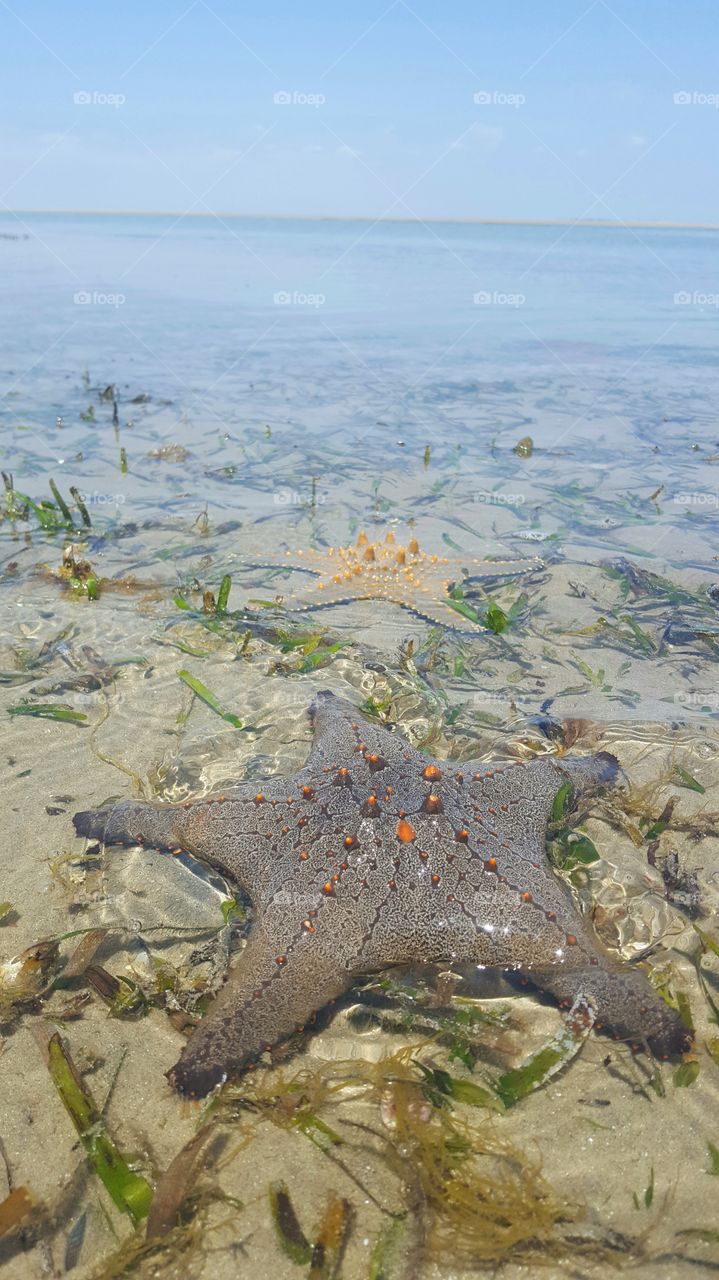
[0,213,718,1280]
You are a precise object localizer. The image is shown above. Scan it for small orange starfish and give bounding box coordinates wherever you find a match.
[269,530,541,628]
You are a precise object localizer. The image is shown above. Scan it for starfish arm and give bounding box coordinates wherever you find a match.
[287,593,483,631]
[286,585,371,609]
[242,550,327,575]
[73,799,187,851]
[73,789,286,893]
[354,865,688,1056]
[457,750,620,842]
[527,954,691,1057]
[463,556,543,583]
[168,920,354,1096]
[450,750,688,1053]
[396,598,478,630]
[307,689,426,781]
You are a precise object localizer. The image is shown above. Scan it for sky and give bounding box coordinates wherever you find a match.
[0,0,717,222]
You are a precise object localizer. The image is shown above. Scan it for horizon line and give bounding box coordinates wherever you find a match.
[3,209,719,231]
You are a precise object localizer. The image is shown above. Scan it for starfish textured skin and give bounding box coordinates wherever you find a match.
[73,690,689,1096]
[267,530,542,628]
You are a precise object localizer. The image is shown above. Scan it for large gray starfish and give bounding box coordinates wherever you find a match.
[73,691,688,1096]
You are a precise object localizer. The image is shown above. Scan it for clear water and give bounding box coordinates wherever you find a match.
[0,215,718,1279]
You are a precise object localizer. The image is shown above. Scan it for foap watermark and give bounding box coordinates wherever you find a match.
[674,691,719,710]
[272,889,322,908]
[77,490,126,508]
[474,290,525,307]
[73,90,126,108]
[273,487,328,506]
[674,90,719,108]
[473,90,525,107]
[674,290,719,307]
[673,491,718,508]
[474,490,526,506]
[74,290,125,308]
[466,691,521,710]
[273,90,325,107]
[273,290,325,308]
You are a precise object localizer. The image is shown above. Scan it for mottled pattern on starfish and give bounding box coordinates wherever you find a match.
[73,690,689,1097]
[274,530,542,628]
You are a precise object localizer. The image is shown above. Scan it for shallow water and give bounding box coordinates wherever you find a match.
[0,214,718,1278]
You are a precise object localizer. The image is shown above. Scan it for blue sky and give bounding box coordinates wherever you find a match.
[1,1,717,221]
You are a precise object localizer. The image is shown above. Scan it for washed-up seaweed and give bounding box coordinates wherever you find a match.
[447,589,529,634]
[273,628,348,673]
[176,669,246,728]
[60,928,109,979]
[308,1195,352,1278]
[34,1028,153,1226]
[146,1127,228,1240]
[224,1038,639,1271]
[350,977,508,1071]
[368,1218,409,1280]
[603,559,714,610]
[494,995,597,1106]
[0,1187,34,1238]
[658,849,702,918]
[7,702,88,724]
[2,472,92,533]
[692,926,719,1027]
[167,579,312,658]
[566,611,657,657]
[56,544,99,599]
[632,1166,655,1211]
[268,1181,312,1264]
[84,965,150,1018]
